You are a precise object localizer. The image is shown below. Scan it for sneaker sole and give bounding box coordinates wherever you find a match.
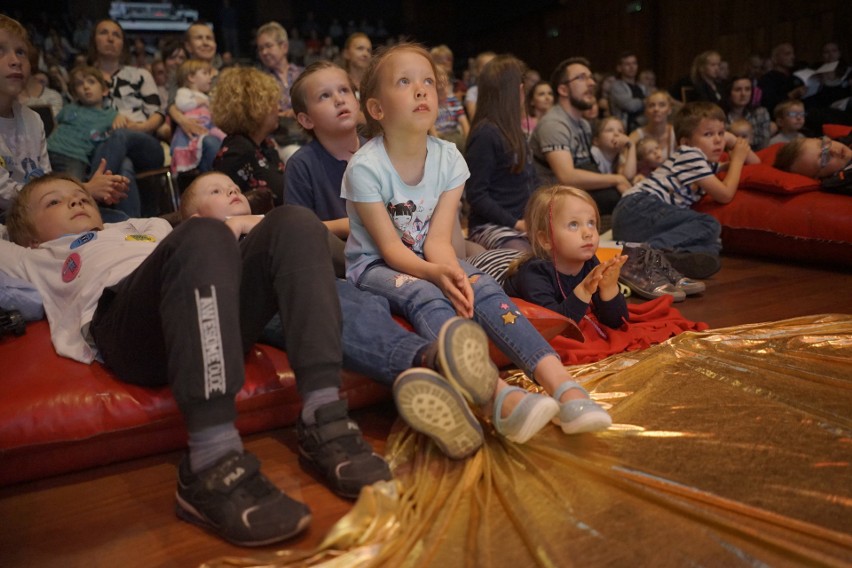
[437,318,498,406]
[619,277,686,302]
[556,409,613,434]
[677,279,706,296]
[394,369,484,460]
[175,494,312,547]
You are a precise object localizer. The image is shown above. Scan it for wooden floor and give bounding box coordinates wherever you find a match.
[1,253,850,568]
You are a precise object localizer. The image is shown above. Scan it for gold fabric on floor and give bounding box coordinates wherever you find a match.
[204,314,852,568]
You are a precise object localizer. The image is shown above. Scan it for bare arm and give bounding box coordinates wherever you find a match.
[323,217,350,239]
[695,138,751,203]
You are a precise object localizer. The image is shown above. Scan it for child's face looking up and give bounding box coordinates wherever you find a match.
[641,141,663,166]
[370,50,437,133]
[73,74,107,107]
[26,180,104,245]
[0,29,29,106]
[546,195,599,267]
[297,67,358,135]
[190,174,250,220]
[594,119,627,151]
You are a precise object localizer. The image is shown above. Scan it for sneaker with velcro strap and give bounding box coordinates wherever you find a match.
[297,399,392,499]
[176,450,311,547]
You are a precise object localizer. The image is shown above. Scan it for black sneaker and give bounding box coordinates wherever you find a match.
[297,399,392,499]
[176,451,311,547]
[649,249,706,296]
[619,245,686,302]
[394,368,484,459]
[664,251,721,279]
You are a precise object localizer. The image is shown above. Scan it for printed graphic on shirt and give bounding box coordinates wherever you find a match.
[195,285,226,398]
[70,232,97,249]
[62,253,82,283]
[125,234,157,242]
[386,198,434,252]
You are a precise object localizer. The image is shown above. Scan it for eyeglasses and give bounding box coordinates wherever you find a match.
[818,136,832,169]
[786,111,806,118]
[563,73,594,85]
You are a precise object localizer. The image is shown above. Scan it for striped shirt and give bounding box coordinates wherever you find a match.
[624,145,717,208]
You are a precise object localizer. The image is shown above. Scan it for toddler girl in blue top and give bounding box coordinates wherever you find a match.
[342,44,612,451]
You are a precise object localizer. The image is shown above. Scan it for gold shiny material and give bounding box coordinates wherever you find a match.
[205,315,852,567]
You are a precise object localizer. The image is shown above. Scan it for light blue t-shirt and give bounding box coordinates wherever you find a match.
[341,135,470,283]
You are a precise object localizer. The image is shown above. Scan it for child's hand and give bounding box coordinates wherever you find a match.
[223,215,262,239]
[84,159,130,205]
[574,265,604,303]
[728,137,750,164]
[724,131,738,148]
[597,255,627,300]
[112,114,129,130]
[431,264,474,318]
[612,133,631,151]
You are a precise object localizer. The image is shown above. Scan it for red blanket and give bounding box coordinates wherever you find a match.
[552,295,709,364]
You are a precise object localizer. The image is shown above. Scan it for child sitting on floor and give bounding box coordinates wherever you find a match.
[634,137,664,182]
[0,15,127,218]
[181,171,522,460]
[768,99,806,146]
[170,59,225,175]
[612,101,759,286]
[343,43,612,445]
[503,185,631,327]
[46,65,117,181]
[2,172,389,546]
[590,116,636,180]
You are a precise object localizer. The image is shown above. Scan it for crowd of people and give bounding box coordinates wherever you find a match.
[2,9,851,550]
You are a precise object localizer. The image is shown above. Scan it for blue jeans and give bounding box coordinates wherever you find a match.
[48,151,88,180]
[357,260,556,376]
[91,129,164,217]
[261,280,431,386]
[611,192,722,254]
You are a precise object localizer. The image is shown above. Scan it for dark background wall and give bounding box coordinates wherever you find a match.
[12,0,851,88]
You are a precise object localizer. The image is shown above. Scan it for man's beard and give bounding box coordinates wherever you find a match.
[570,93,595,111]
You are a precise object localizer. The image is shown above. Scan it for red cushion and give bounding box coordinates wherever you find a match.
[823,124,852,139]
[735,163,821,194]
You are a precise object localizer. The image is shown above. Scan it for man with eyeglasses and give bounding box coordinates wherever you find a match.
[530,57,631,215]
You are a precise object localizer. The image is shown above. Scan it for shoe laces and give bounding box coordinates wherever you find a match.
[646,248,685,283]
[631,247,671,286]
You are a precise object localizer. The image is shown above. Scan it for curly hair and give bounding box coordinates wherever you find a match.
[211,66,280,137]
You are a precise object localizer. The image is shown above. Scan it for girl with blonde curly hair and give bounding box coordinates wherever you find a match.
[211,66,283,212]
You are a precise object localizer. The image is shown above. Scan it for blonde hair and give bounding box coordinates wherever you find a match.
[176,59,212,89]
[360,43,438,137]
[211,66,280,136]
[506,185,600,277]
[690,50,720,84]
[7,174,89,246]
[636,137,660,161]
[179,171,225,220]
[773,99,804,122]
[256,21,288,44]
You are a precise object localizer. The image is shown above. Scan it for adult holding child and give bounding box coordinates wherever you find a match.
[723,75,772,150]
[530,56,630,215]
[628,90,677,163]
[87,18,165,217]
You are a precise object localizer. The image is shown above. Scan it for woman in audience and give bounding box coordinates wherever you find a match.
[87,18,165,217]
[524,80,553,135]
[464,55,538,253]
[690,50,723,103]
[342,32,372,98]
[724,75,772,150]
[628,90,677,162]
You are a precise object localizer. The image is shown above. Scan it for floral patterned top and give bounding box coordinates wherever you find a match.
[214,134,284,213]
